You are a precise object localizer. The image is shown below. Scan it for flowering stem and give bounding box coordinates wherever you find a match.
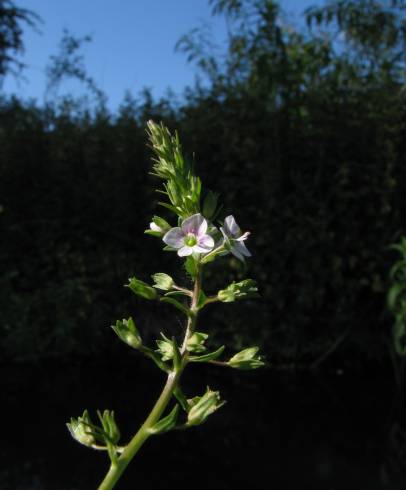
[97,263,202,490]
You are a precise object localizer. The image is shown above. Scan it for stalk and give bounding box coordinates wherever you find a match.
[98,265,202,490]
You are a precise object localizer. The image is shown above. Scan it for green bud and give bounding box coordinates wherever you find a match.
[187,332,208,353]
[152,272,174,291]
[217,279,259,303]
[97,410,120,445]
[228,347,265,370]
[149,405,179,435]
[156,333,174,361]
[111,317,142,349]
[187,388,225,426]
[127,277,158,300]
[67,410,96,447]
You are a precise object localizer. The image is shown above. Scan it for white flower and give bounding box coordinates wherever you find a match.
[163,214,215,257]
[220,215,251,261]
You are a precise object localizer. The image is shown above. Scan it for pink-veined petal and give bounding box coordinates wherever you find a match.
[198,234,214,248]
[197,217,208,237]
[224,215,241,238]
[163,227,184,249]
[178,245,194,257]
[182,214,205,235]
[194,234,215,253]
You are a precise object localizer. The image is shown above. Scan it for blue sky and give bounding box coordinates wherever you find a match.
[4,0,324,111]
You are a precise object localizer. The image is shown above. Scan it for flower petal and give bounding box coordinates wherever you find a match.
[197,217,208,237]
[199,234,215,248]
[230,247,245,261]
[224,215,241,238]
[163,227,184,249]
[182,214,205,235]
[150,222,162,232]
[194,234,215,253]
[233,241,251,258]
[178,246,194,257]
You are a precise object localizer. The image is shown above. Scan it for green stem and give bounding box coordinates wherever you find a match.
[98,263,202,490]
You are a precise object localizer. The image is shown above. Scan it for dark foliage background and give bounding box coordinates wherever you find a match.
[1,0,406,366]
[1,1,406,488]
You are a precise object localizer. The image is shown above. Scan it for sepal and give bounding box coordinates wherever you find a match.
[97,410,121,445]
[127,277,158,300]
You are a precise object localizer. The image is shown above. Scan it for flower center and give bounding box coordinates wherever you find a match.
[184,233,197,247]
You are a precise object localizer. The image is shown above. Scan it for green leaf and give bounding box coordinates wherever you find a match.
[197,290,207,309]
[185,255,198,279]
[149,405,180,435]
[189,345,225,363]
[160,297,191,316]
[141,346,170,372]
[388,283,405,312]
[203,190,220,219]
[174,387,189,412]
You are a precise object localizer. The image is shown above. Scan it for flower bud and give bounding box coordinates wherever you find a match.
[127,277,158,300]
[187,332,208,353]
[187,388,225,426]
[145,215,171,237]
[67,410,96,447]
[155,333,174,361]
[217,279,258,303]
[111,317,142,349]
[228,347,265,370]
[152,272,174,291]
